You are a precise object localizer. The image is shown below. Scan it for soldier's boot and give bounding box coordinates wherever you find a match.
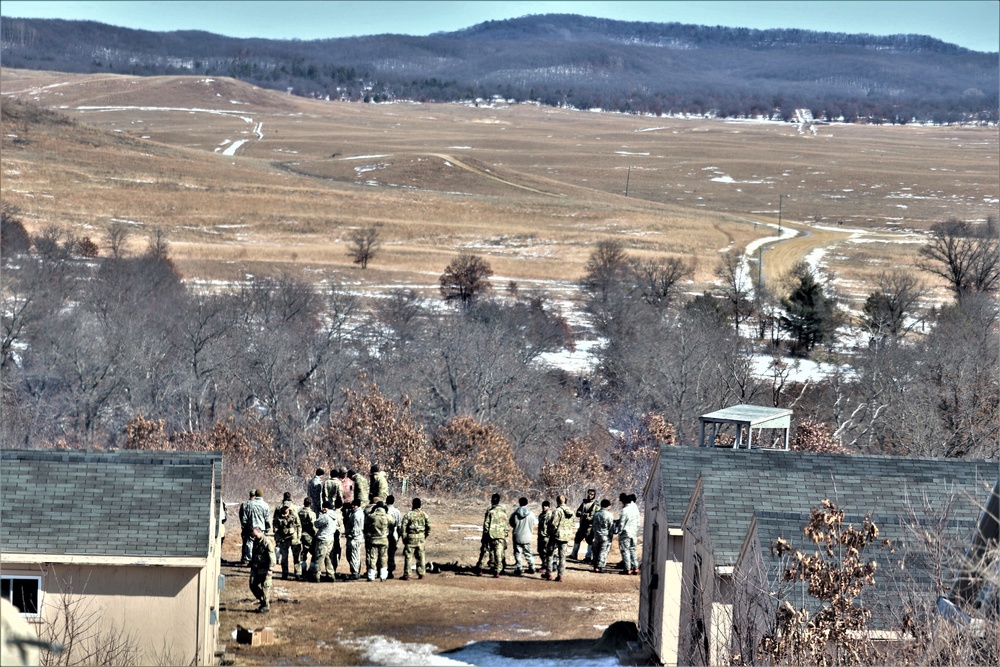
[569,542,581,560]
[417,574,424,580]
[555,575,563,582]
[401,574,410,581]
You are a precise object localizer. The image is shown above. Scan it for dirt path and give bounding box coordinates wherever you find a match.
[755,220,855,285]
[429,153,564,197]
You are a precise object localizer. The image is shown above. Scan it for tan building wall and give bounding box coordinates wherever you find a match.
[4,560,219,666]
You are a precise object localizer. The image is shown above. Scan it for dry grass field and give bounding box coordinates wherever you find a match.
[2,68,998,306]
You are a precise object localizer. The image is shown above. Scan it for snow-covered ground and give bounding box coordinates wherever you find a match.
[335,636,621,667]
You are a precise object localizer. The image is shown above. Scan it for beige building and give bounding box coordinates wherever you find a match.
[1,450,225,666]
[639,445,997,666]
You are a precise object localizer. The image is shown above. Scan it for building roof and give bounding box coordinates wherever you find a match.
[657,447,998,568]
[1,449,223,560]
[699,404,792,427]
[655,448,998,630]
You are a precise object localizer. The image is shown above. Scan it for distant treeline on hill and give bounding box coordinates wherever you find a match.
[1,14,997,123]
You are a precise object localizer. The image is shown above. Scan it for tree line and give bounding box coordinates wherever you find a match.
[2,15,996,124]
[1,202,997,495]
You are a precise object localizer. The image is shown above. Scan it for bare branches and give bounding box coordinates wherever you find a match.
[919,219,1000,301]
[347,224,381,269]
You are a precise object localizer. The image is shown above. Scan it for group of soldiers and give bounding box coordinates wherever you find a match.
[237,465,431,614]
[236,467,640,613]
[476,489,641,581]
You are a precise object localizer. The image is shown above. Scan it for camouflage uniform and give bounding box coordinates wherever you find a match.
[537,507,553,575]
[386,502,402,578]
[248,532,276,611]
[307,474,324,513]
[476,503,509,576]
[324,475,345,571]
[309,508,337,580]
[344,504,365,579]
[370,470,390,503]
[549,502,575,579]
[298,505,317,577]
[353,473,370,506]
[364,505,392,580]
[238,495,254,564]
[591,506,615,570]
[272,500,302,579]
[571,495,599,561]
[400,508,431,579]
[243,495,271,567]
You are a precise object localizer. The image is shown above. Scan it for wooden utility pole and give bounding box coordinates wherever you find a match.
[625,166,631,197]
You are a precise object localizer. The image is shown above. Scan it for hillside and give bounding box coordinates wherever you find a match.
[2,68,997,299]
[1,14,996,123]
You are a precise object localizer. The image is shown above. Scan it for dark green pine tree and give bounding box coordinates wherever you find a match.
[780,265,836,356]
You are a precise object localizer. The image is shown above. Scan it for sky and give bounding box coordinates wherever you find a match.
[2,1,998,52]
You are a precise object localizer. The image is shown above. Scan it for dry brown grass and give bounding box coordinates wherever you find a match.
[2,68,997,302]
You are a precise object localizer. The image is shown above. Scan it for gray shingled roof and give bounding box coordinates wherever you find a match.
[1,449,223,559]
[658,448,998,629]
[658,447,998,567]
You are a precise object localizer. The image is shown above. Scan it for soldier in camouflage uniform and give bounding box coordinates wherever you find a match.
[370,464,390,503]
[590,498,614,573]
[548,494,576,582]
[385,495,403,578]
[476,493,509,578]
[344,497,365,579]
[298,497,317,578]
[537,500,553,578]
[323,473,344,572]
[272,492,302,580]
[570,488,599,563]
[308,501,338,581]
[243,489,271,568]
[307,469,325,513]
[364,500,393,581]
[238,490,255,566]
[400,498,431,580]
[352,469,370,507]
[248,526,276,612]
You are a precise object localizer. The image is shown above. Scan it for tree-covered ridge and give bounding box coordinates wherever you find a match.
[1,15,996,123]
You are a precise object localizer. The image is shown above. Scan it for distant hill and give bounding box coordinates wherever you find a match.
[1,14,996,123]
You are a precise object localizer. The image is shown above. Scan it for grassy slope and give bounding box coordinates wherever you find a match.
[2,68,997,304]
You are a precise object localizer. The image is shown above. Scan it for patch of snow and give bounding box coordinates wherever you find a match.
[342,154,391,160]
[615,151,650,156]
[222,140,248,156]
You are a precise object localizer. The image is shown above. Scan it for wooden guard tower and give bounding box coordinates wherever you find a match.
[698,404,792,449]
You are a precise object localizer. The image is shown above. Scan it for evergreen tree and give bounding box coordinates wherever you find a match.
[780,263,837,356]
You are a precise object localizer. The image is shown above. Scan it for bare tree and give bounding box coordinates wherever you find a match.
[439,253,493,306]
[860,270,925,344]
[716,248,754,333]
[145,226,169,260]
[347,224,381,269]
[630,255,692,309]
[919,218,1000,301]
[105,221,132,259]
[581,239,629,302]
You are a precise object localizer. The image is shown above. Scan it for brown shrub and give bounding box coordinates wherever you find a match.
[790,419,847,454]
[314,379,429,487]
[427,415,525,494]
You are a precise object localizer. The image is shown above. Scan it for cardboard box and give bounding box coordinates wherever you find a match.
[236,625,274,646]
